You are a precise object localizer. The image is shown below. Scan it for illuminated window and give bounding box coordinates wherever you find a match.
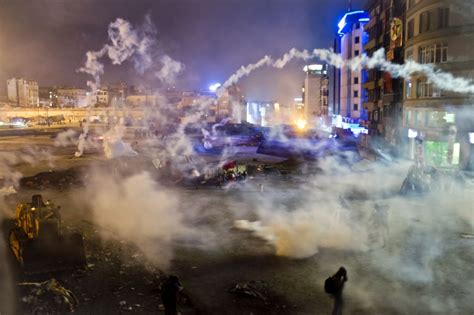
[406,80,413,99]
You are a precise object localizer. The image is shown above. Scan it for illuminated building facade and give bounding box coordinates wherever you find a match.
[57,88,89,108]
[246,101,280,127]
[332,10,370,123]
[403,0,474,170]
[363,0,406,147]
[302,64,329,125]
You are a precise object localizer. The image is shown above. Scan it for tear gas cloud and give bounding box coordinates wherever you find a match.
[102,126,138,159]
[3,15,473,313]
[75,16,184,157]
[81,171,204,269]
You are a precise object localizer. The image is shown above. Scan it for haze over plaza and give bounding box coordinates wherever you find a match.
[0,1,473,314]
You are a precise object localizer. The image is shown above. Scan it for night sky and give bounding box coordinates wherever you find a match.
[0,0,364,104]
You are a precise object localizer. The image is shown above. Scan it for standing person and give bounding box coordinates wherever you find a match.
[161,275,183,315]
[324,267,348,315]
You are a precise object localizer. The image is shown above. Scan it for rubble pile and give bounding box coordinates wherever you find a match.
[18,278,78,314]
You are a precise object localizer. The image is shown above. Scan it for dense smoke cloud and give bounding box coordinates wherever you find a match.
[156,55,185,84]
[102,126,138,159]
[82,171,202,269]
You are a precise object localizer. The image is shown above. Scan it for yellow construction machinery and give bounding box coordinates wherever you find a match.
[8,194,86,274]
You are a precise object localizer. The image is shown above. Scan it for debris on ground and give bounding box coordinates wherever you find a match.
[228,280,294,310]
[228,280,268,303]
[20,168,85,190]
[18,278,79,313]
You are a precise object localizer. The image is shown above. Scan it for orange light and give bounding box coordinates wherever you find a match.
[295,119,307,130]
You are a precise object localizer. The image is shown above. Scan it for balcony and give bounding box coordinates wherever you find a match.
[363,81,375,90]
[363,101,376,111]
[382,93,401,104]
[363,38,376,51]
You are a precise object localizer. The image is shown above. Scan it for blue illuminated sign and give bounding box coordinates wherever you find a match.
[337,10,370,36]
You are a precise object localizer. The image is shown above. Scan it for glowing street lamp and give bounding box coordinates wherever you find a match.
[295,119,307,130]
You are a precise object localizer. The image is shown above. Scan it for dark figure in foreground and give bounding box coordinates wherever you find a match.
[324,267,348,315]
[161,275,183,315]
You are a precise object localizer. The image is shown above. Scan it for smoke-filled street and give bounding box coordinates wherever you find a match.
[1,128,473,314]
[1,1,474,314]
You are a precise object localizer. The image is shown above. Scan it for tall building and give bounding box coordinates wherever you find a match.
[7,78,39,107]
[302,64,329,125]
[403,0,474,170]
[333,10,370,122]
[363,0,406,147]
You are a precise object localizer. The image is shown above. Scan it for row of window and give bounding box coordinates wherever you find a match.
[406,42,448,64]
[406,79,445,99]
[405,109,455,128]
[407,8,449,40]
[418,43,448,64]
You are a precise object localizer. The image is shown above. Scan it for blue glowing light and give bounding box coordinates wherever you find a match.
[337,10,370,36]
[209,83,222,92]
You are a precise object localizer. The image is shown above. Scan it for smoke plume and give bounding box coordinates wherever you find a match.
[82,171,201,269]
[75,16,184,157]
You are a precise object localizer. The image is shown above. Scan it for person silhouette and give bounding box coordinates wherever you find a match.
[324,267,348,315]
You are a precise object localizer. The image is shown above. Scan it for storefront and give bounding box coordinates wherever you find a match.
[404,108,473,170]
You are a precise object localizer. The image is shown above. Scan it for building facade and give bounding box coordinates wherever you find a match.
[302,64,329,126]
[7,78,39,107]
[246,101,280,126]
[217,84,245,123]
[57,88,89,108]
[363,0,406,147]
[403,0,474,170]
[333,10,370,122]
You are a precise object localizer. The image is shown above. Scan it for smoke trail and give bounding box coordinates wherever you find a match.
[219,47,474,95]
[75,16,184,157]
